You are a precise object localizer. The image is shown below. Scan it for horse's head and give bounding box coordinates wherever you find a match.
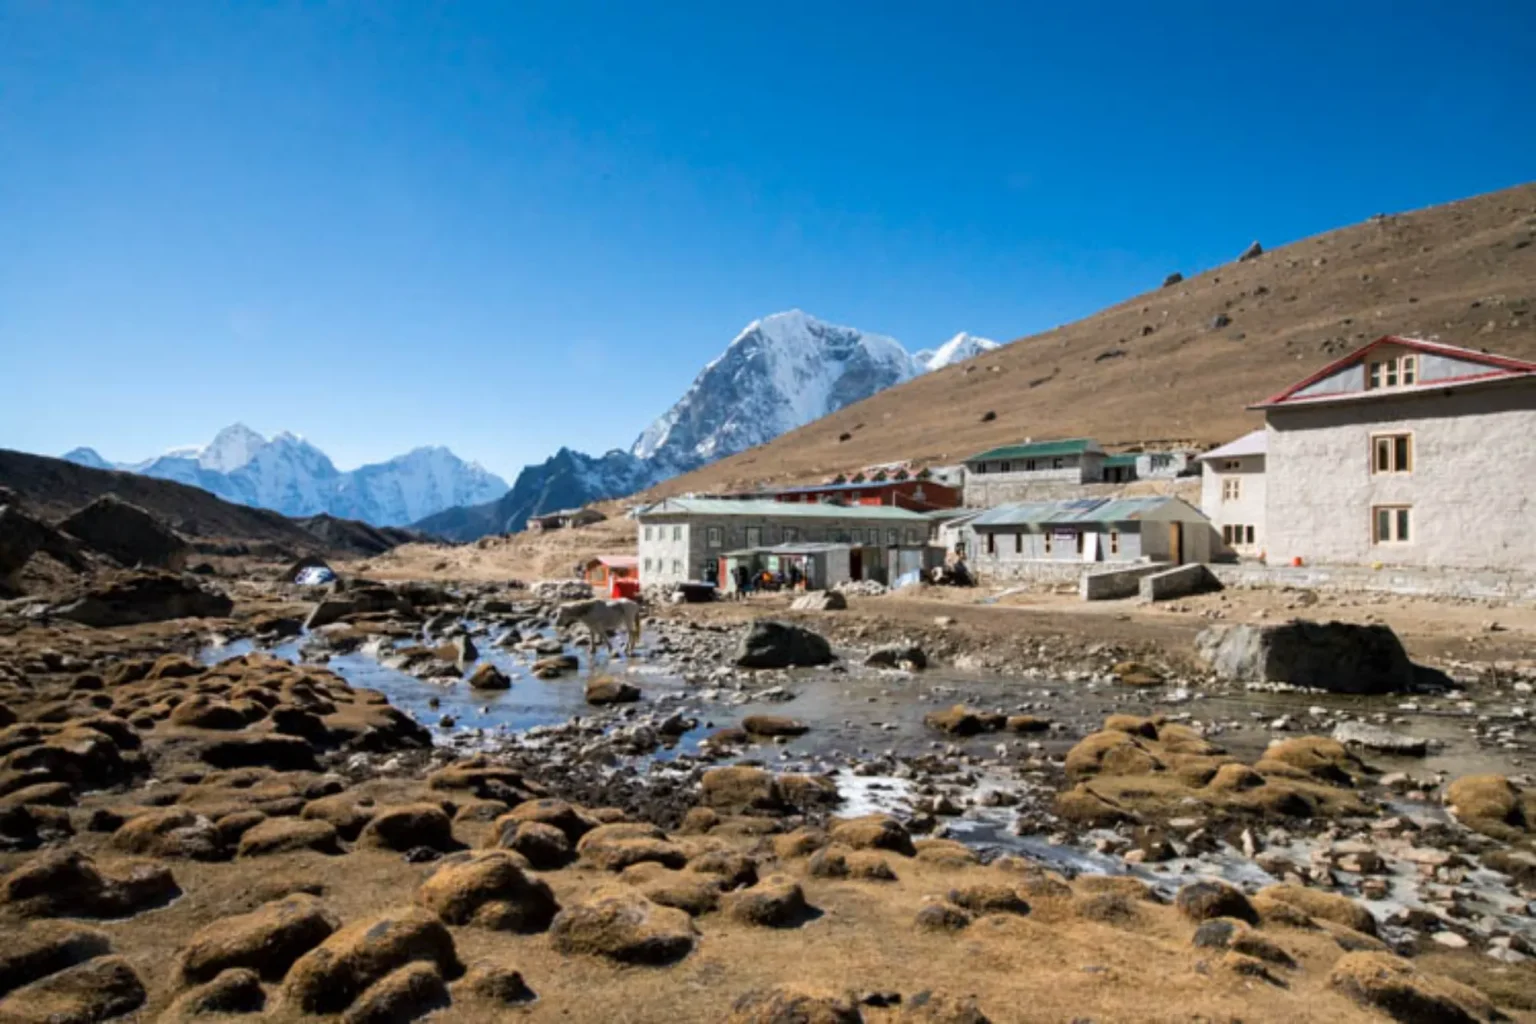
[553,603,578,628]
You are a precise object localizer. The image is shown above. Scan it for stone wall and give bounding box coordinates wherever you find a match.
[1210,561,1536,602]
[1080,563,1170,600]
[1139,563,1221,602]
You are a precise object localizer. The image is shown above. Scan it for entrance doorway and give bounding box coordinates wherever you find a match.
[850,548,863,580]
[1169,523,1184,564]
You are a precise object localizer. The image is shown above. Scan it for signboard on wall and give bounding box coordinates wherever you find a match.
[1051,529,1075,548]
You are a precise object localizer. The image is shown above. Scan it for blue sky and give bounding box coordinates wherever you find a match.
[2,1,1532,479]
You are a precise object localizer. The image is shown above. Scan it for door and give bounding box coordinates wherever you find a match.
[1169,523,1183,564]
[850,548,863,580]
[1082,532,1099,562]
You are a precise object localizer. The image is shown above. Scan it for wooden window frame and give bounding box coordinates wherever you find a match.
[1371,432,1413,474]
[1109,530,1120,555]
[1371,505,1412,545]
[1366,354,1418,391]
[1245,525,1255,545]
[707,526,723,548]
[1222,478,1241,501]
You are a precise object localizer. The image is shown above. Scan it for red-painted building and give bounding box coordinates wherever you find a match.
[766,478,961,511]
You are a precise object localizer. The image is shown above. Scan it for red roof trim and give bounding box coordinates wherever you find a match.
[1254,336,1536,408]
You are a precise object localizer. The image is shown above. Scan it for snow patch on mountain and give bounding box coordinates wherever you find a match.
[63,428,507,527]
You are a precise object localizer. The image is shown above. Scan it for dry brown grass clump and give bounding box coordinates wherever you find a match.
[1445,774,1535,845]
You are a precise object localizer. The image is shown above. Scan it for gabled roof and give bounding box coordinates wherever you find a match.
[1253,336,1536,409]
[635,497,927,521]
[964,438,1100,463]
[971,495,1206,528]
[1197,429,1267,461]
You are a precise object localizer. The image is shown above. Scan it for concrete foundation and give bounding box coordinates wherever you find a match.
[1211,562,1536,602]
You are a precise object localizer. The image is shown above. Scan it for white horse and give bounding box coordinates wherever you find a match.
[554,598,642,659]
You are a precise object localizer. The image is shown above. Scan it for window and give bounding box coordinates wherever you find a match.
[1075,531,1084,554]
[1222,478,1241,501]
[1044,532,1052,554]
[644,526,653,541]
[1222,525,1232,544]
[783,527,798,543]
[1372,433,1412,474]
[672,525,682,541]
[886,529,897,545]
[999,462,1011,473]
[1109,530,1120,555]
[672,559,682,575]
[986,532,996,554]
[904,529,918,545]
[1014,532,1023,554]
[1221,459,1241,471]
[1052,457,1064,469]
[745,527,762,548]
[643,557,652,571]
[1024,459,1037,471]
[1372,506,1412,544]
[1245,525,1255,545]
[1367,354,1418,390]
[707,526,723,548]
[849,529,862,545]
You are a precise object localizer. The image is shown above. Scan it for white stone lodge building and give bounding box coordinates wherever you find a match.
[1196,429,1267,557]
[1205,335,1536,572]
[961,438,1106,506]
[633,497,930,586]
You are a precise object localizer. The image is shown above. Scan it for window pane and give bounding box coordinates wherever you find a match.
[1402,357,1416,384]
[1246,525,1255,544]
[1397,509,1410,542]
[1375,439,1389,472]
[1395,436,1410,472]
[1368,363,1381,388]
[1375,509,1389,542]
[1386,362,1398,386]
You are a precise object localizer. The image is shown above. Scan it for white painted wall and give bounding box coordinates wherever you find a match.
[1199,454,1267,556]
[1265,381,1536,571]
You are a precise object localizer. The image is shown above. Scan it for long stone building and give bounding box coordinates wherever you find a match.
[633,497,929,586]
[1247,336,1536,571]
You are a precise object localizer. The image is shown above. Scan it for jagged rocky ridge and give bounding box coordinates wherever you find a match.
[416,312,1001,541]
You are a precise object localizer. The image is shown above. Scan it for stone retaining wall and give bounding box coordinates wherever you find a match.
[1210,562,1536,602]
[1139,564,1220,602]
[1080,563,1170,601]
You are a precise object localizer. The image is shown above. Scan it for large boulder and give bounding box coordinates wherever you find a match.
[177,894,339,984]
[52,572,233,628]
[1328,951,1490,1024]
[735,620,834,669]
[0,955,145,1024]
[1,850,179,919]
[548,890,696,965]
[0,505,53,582]
[1195,620,1416,694]
[414,851,560,932]
[281,907,462,1015]
[58,495,188,570]
[0,922,112,999]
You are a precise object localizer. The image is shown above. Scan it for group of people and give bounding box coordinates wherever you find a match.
[718,561,804,596]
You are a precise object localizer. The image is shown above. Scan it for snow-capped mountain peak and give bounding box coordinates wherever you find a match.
[912,332,1002,372]
[61,425,507,528]
[631,310,916,467]
[198,423,268,472]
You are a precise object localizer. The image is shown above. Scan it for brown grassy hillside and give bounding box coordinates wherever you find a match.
[644,183,1536,498]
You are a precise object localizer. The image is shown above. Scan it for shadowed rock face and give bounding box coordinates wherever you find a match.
[51,572,233,628]
[1195,620,1416,694]
[59,495,189,571]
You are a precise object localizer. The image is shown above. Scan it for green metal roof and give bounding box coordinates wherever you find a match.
[636,497,927,521]
[1101,453,1139,467]
[964,437,1098,463]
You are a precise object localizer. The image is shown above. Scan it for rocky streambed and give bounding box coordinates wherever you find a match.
[1,570,1533,1023]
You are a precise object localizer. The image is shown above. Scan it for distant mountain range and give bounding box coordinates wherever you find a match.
[415,312,1002,540]
[63,425,507,527]
[57,313,1002,538]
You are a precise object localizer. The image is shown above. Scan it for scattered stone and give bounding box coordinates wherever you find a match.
[177,893,339,985]
[341,961,449,1024]
[415,851,560,932]
[1175,881,1257,925]
[466,664,511,691]
[282,907,462,1014]
[735,621,834,669]
[790,591,846,612]
[0,955,145,1024]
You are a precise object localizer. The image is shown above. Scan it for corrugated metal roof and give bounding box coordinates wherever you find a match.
[1197,430,1267,460]
[1101,453,1139,467]
[636,497,927,521]
[771,478,937,495]
[971,496,1189,527]
[964,437,1099,463]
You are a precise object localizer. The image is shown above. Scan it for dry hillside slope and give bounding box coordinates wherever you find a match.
[645,182,1536,498]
